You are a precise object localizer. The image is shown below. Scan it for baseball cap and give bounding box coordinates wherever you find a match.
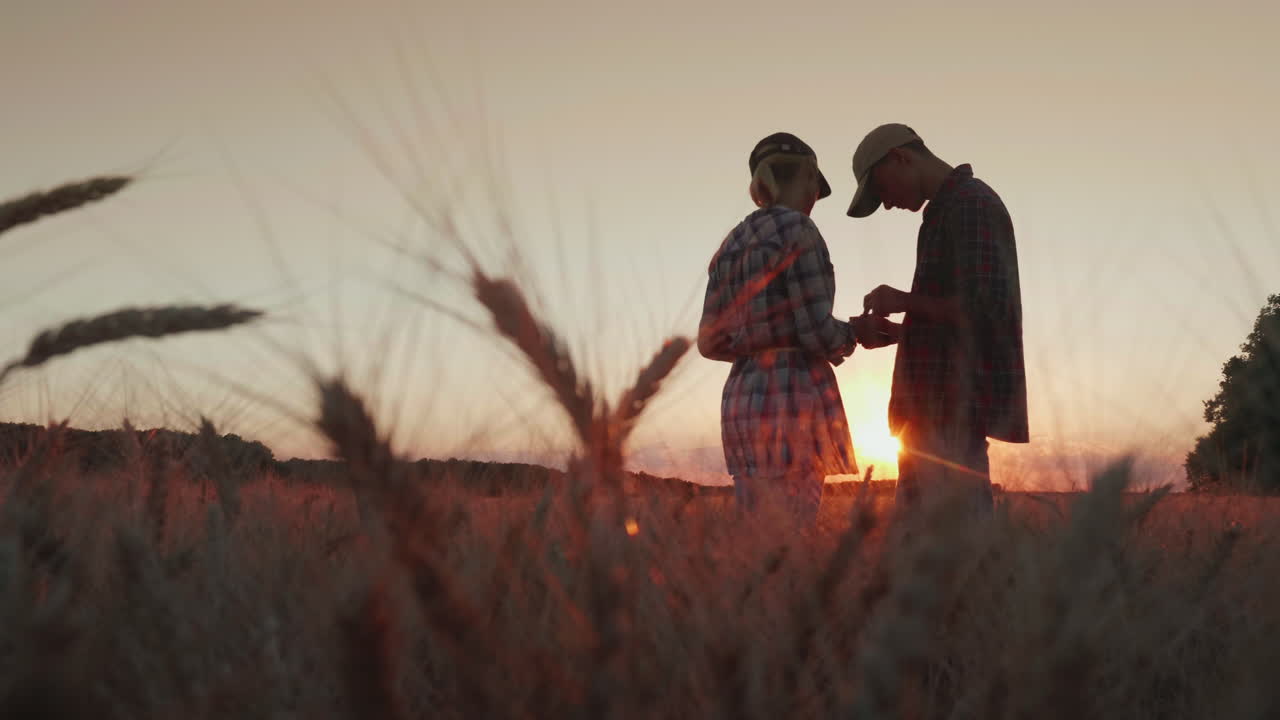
[748,132,832,199]
[846,123,923,218]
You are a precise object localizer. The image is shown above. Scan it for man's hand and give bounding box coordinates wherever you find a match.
[851,313,902,349]
[863,284,910,316]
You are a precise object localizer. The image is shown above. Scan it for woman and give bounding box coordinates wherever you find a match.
[698,132,890,525]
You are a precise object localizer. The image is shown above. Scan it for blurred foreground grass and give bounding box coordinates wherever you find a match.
[0,442,1275,719]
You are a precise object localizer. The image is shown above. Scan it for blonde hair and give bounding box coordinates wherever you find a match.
[749,154,817,208]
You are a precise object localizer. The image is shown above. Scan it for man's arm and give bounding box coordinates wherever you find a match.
[863,285,965,326]
[952,195,1017,325]
[865,191,1014,328]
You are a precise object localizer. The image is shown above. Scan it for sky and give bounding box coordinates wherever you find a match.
[1,0,1278,488]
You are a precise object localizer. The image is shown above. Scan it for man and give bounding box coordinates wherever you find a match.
[847,123,1028,513]
[698,132,893,526]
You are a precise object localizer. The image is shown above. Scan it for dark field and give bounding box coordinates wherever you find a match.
[2,441,1278,719]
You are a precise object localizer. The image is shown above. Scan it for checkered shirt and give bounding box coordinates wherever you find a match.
[698,206,858,479]
[889,165,1030,443]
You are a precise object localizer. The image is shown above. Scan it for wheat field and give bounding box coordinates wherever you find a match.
[0,176,1278,719]
[1,443,1277,719]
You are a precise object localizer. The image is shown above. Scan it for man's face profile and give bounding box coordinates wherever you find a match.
[871,148,925,213]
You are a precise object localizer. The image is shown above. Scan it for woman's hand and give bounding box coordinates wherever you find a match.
[851,313,901,349]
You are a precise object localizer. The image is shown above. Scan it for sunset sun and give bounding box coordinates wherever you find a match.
[854,423,902,479]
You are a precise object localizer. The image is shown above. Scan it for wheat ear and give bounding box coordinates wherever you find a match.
[611,337,691,446]
[0,176,131,237]
[316,379,393,479]
[471,271,595,445]
[315,379,396,535]
[0,304,262,387]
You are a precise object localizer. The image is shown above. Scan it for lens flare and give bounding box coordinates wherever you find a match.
[855,425,902,478]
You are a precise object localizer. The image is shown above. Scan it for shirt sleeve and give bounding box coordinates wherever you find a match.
[783,222,858,364]
[697,265,736,362]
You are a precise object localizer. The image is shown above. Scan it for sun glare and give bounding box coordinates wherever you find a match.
[854,424,902,479]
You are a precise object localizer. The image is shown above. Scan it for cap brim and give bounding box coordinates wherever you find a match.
[846,173,879,218]
[817,168,832,199]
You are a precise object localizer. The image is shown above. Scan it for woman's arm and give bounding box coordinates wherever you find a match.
[784,224,858,362]
[697,270,737,362]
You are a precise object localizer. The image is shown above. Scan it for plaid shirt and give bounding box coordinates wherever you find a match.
[699,207,858,478]
[890,164,1030,443]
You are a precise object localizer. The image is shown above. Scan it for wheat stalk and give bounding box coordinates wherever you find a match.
[196,418,242,525]
[470,272,698,715]
[0,176,131,237]
[120,419,143,510]
[341,579,409,720]
[314,377,503,712]
[143,456,169,548]
[0,304,263,387]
